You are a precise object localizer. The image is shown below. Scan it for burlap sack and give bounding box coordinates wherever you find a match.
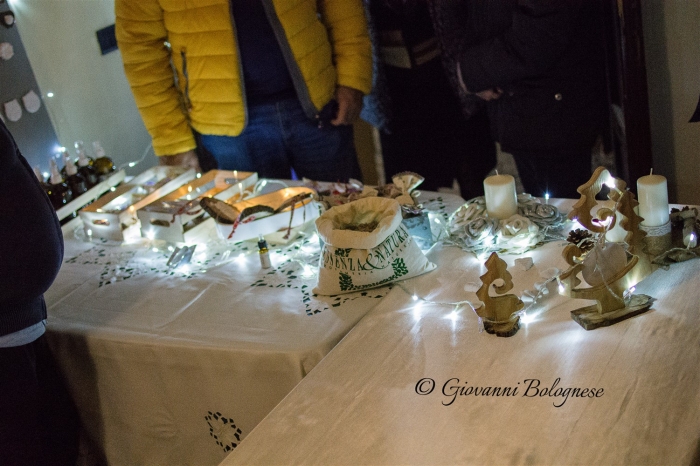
[314,197,436,295]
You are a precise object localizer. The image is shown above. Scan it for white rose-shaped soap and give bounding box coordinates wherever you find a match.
[521,203,564,228]
[497,214,540,249]
[449,200,486,234]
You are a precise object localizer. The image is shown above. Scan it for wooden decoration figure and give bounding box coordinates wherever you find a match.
[568,166,646,250]
[559,167,654,330]
[568,167,627,236]
[475,252,523,337]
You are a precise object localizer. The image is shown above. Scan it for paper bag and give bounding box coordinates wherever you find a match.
[314,197,436,295]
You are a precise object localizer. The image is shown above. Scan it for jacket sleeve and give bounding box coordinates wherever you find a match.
[318,0,373,95]
[115,0,196,156]
[458,0,583,92]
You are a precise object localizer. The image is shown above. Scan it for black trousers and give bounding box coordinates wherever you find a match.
[381,59,497,200]
[510,149,593,200]
[0,334,79,466]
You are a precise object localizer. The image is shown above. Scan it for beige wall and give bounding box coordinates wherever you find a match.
[642,0,700,204]
[10,0,155,175]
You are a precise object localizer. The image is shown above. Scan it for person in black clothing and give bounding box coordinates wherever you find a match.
[0,121,79,465]
[363,0,497,200]
[457,0,608,199]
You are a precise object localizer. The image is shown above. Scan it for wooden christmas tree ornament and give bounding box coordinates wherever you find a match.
[475,252,524,337]
[559,167,655,330]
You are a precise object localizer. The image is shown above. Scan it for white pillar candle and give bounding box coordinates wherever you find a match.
[637,171,669,227]
[484,173,518,219]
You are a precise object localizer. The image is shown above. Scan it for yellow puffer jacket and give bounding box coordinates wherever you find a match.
[115,0,372,156]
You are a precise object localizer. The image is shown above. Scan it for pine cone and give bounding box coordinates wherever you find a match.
[567,228,595,253]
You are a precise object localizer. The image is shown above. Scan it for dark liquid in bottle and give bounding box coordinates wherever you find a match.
[94,157,115,177]
[66,173,88,196]
[78,164,99,187]
[47,182,73,211]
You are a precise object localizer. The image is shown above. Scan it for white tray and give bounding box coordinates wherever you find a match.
[137,170,258,244]
[214,187,321,244]
[79,166,196,241]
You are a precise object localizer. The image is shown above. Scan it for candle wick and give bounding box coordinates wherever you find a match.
[495,170,499,176]
[650,168,653,175]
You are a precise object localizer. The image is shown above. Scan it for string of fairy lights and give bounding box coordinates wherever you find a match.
[71,156,651,332]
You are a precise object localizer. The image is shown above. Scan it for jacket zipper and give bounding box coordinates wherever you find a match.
[180,49,193,113]
[259,0,319,118]
[164,41,191,117]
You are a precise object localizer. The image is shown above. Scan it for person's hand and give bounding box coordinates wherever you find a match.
[331,85,364,126]
[475,88,504,101]
[158,150,201,172]
[456,64,503,101]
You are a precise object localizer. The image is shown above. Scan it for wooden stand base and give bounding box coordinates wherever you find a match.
[483,317,520,337]
[570,294,655,330]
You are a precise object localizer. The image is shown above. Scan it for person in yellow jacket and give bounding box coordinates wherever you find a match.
[115,0,372,181]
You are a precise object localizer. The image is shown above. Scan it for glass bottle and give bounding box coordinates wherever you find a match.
[258,235,272,269]
[92,141,115,178]
[64,155,88,196]
[75,140,99,187]
[47,159,73,210]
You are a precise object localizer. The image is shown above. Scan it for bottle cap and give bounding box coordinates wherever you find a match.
[92,140,106,158]
[257,235,268,250]
[65,156,78,175]
[49,159,63,184]
[76,141,90,167]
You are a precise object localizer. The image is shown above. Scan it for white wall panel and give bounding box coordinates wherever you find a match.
[10,0,156,174]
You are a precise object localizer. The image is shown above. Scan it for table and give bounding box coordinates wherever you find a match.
[45,191,465,465]
[222,200,700,465]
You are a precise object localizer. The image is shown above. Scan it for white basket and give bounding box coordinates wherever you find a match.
[214,187,321,244]
[79,166,196,241]
[137,170,257,244]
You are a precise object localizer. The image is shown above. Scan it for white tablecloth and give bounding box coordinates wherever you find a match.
[222,200,700,465]
[45,192,465,465]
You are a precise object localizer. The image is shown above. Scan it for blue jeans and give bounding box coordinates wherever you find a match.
[200,98,362,182]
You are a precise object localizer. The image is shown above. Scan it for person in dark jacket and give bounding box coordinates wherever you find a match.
[0,121,79,465]
[362,0,497,200]
[457,0,608,198]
